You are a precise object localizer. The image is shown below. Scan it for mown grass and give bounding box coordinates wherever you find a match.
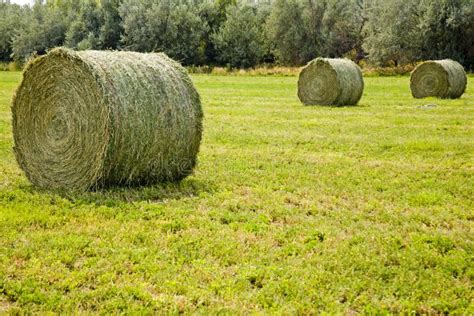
[0,72,473,313]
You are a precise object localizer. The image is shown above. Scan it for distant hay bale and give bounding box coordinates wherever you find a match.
[12,48,203,191]
[297,58,364,106]
[410,59,467,99]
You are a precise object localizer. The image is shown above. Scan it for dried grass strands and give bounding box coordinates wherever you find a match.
[12,48,203,191]
[298,58,364,106]
[410,59,467,99]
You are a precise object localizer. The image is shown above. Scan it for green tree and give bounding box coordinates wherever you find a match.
[212,4,265,68]
[118,0,152,52]
[266,0,309,65]
[322,0,367,60]
[417,0,474,69]
[12,2,67,61]
[196,1,224,65]
[362,0,421,66]
[267,0,354,65]
[0,2,27,61]
[65,0,102,50]
[120,0,207,65]
[99,0,123,49]
[167,4,208,64]
[460,2,474,70]
[1,0,472,70]
[363,0,473,68]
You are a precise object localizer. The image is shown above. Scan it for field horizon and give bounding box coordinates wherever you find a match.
[0,72,473,313]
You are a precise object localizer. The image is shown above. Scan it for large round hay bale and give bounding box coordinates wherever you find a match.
[297,58,364,106]
[12,48,203,191]
[410,59,467,99]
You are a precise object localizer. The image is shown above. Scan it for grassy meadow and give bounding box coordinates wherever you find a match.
[0,71,473,313]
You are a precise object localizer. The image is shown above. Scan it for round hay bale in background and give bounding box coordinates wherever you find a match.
[12,48,203,191]
[297,58,364,106]
[410,59,467,99]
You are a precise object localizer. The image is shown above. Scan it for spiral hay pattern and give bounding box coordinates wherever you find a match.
[410,60,467,99]
[12,48,203,191]
[297,58,364,106]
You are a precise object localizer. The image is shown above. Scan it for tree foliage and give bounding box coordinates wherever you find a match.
[363,0,474,67]
[212,5,265,68]
[418,0,474,67]
[65,0,102,50]
[266,0,367,66]
[0,0,472,69]
[266,0,308,65]
[12,2,67,61]
[0,2,25,61]
[120,0,208,65]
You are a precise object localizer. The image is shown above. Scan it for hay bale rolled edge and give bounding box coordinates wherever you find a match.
[297,58,364,106]
[12,48,203,191]
[410,59,467,99]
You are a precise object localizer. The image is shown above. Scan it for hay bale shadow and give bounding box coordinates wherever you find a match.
[22,178,216,206]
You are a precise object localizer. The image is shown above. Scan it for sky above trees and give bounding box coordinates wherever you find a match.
[10,0,33,5]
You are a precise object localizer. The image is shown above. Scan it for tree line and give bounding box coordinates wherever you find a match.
[0,0,473,70]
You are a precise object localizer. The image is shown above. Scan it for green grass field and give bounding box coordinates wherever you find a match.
[0,71,473,313]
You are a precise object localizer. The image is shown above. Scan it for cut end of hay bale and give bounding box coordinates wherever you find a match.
[410,59,467,99]
[12,47,202,191]
[297,58,364,106]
